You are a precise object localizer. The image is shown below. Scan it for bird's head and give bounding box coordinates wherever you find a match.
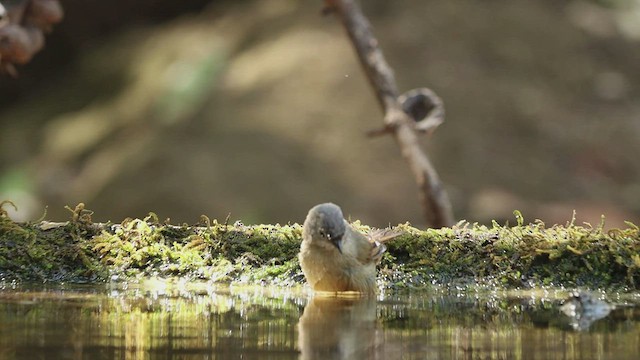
[302,203,346,253]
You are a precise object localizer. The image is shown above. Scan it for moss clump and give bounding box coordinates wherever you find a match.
[382,211,640,290]
[1,204,639,290]
[0,202,106,282]
[91,214,303,284]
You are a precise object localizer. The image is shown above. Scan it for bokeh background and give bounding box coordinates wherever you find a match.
[1,0,639,228]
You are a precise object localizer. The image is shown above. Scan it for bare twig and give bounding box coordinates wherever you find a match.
[323,0,454,227]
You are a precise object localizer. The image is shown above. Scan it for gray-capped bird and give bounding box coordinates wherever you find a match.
[299,203,400,294]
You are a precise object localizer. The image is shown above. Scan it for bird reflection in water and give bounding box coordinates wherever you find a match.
[297,295,380,359]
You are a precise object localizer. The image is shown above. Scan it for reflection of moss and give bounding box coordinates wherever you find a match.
[1,203,639,289]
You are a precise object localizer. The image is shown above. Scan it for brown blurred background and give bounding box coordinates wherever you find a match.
[1,0,639,228]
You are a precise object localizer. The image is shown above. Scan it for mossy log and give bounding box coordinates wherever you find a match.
[1,202,639,290]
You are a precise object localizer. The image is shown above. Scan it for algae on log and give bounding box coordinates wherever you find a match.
[1,203,639,290]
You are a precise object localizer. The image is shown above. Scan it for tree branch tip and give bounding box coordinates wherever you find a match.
[365,125,394,138]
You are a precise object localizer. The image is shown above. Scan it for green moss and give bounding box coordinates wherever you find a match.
[89,213,303,283]
[1,204,639,290]
[381,213,640,290]
[0,202,106,282]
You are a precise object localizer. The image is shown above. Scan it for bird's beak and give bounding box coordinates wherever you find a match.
[329,234,343,253]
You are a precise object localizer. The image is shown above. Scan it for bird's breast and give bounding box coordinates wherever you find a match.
[299,242,376,293]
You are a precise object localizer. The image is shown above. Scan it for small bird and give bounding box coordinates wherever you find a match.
[299,203,400,294]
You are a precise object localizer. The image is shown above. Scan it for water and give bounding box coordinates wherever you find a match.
[0,281,638,359]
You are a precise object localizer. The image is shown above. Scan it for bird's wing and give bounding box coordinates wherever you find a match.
[369,241,387,264]
[367,228,403,263]
[342,224,375,265]
[344,226,403,265]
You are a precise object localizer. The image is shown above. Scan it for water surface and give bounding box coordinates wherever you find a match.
[0,281,638,359]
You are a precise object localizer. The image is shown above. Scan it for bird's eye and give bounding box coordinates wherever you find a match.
[319,229,325,236]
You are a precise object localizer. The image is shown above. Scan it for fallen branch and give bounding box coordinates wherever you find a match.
[323,0,454,227]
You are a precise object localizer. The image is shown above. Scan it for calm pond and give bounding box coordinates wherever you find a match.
[0,281,638,359]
